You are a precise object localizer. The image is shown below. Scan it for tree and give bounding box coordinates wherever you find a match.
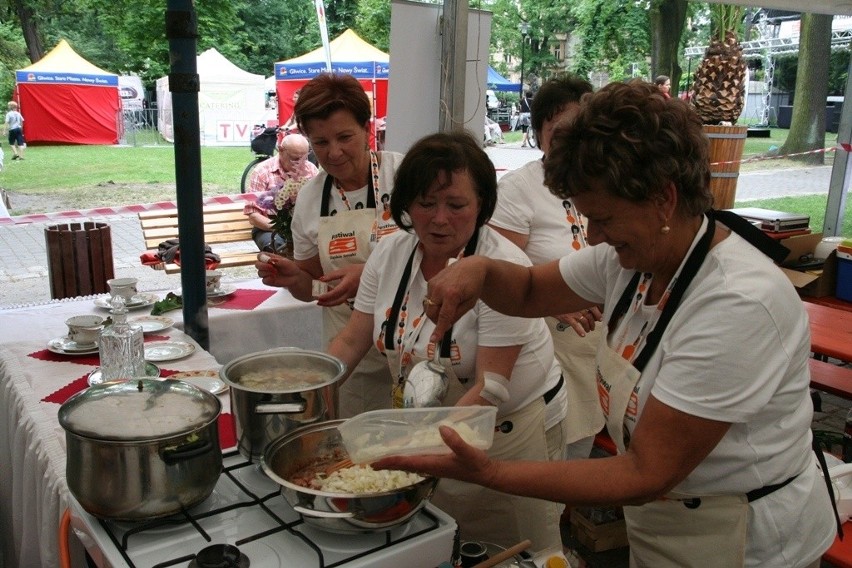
[779,12,833,165]
[570,0,650,81]
[649,0,688,89]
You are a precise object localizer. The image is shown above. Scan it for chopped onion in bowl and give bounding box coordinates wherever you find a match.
[310,465,424,494]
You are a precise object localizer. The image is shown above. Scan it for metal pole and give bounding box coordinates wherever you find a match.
[520,42,525,94]
[166,0,209,350]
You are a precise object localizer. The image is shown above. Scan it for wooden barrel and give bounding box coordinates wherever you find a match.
[44,222,115,299]
[705,125,748,210]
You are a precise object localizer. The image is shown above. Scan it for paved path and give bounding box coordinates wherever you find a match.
[0,143,840,309]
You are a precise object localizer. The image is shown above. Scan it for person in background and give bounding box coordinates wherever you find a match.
[256,73,403,418]
[655,74,672,99]
[328,130,564,552]
[281,89,300,132]
[379,81,837,568]
[489,73,602,462]
[5,101,25,160]
[243,133,318,253]
[518,90,533,147]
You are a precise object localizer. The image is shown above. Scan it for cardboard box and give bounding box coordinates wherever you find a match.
[569,507,629,552]
[778,233,838,298]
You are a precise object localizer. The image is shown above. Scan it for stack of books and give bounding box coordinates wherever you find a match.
[727,207,811,239]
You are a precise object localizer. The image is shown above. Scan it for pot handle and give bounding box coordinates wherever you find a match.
[161,440,213,464]
[293,505,355,519]
[255,401,307,414]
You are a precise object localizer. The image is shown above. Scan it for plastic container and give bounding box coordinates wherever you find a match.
[837,250,852,302]
[338,406,497,463]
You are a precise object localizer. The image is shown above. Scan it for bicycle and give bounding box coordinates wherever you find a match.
[527,125,537,149]
[240,126,282,194]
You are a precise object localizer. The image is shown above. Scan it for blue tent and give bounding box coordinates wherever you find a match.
[487,65,520,92]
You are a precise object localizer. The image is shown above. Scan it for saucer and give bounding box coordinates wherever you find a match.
[129,315,175,334]
[144,341,195,362]
[88,362,161,386]
[169,370,227,395]
[207,285,236,299]
[94,293,159,310]
[47,337,99,356]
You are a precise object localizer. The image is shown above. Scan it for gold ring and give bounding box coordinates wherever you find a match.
[423,297,436,307]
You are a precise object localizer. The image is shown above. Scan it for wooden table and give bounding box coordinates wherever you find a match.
[804,302,852,362]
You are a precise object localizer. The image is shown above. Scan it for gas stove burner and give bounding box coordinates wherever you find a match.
[189,544,250,568]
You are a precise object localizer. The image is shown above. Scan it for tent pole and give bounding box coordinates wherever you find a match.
[166,0,209,350]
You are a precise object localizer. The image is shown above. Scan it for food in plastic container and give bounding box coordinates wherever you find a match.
[338,406,497,463]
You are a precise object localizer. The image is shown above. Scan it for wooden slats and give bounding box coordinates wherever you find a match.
[139,203,259,274]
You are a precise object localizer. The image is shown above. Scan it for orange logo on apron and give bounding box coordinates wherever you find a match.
[328,231,357,256]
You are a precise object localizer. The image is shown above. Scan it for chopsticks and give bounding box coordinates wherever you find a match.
[325,458,354,475]
[470,539,532,568]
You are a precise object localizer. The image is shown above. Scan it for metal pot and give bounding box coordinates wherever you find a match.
[219,348,346,461]
[58,379,222,520]
[261,420,439,533]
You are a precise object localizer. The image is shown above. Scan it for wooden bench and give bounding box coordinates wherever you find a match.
[810,357,852,401]
[139,202,258,274]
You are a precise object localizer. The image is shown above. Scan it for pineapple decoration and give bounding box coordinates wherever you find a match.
[690,5,747,125]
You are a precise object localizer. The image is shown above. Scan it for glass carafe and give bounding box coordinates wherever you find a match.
[99,295,145,381]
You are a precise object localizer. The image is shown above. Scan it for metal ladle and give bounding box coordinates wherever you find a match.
[403,341,449,407]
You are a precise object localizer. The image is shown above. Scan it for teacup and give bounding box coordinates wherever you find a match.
[107,277,138,302]
[66,315,105,346]
[206,270,223,294]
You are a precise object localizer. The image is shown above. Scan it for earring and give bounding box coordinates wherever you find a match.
[661,225,671,235]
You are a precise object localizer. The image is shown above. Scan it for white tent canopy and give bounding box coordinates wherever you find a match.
[156,48,266,146]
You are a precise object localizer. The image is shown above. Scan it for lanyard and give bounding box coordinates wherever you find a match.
[608,216,714,372]
[383,229,481,359]
[320,151,380,216]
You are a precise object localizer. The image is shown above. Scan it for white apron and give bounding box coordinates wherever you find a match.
[317,153,396,418]
[595,330,748,568]
[597,217,749,567]
[547,317,604,444]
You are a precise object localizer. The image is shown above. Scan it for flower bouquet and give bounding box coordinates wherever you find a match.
[256,176,308,257]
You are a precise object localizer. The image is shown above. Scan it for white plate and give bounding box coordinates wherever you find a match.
[87,362,161,386]
[47,337,99,356]
[94,292,159,310]
[175,285,236,300]
[144,341,195,362]
[129,315,174,334]
[169,370,227,395]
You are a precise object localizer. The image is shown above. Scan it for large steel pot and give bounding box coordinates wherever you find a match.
[58,379,222,520]
[261,420,439,533]
[219,348,346,461]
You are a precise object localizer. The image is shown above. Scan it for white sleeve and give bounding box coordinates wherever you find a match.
[491,170,534,235]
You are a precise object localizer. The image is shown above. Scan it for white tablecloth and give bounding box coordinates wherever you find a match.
[0,278,323,567]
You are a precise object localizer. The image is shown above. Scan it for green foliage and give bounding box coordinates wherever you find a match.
[0,22,28,102]
[709,4,743,41]
[354,0,390,52]
[569,0,649,79]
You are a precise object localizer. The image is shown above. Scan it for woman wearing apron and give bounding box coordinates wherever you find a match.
[256,73,401,417]
[489,74,603,461]
[378,82,838,568]
[327,131,564,552]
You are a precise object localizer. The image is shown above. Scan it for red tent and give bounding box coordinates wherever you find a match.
[15,40,121,145]
[274,30,388,146]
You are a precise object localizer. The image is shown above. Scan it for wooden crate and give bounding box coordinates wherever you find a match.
[569,508,629,553]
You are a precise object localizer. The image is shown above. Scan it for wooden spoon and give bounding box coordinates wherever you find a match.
[471,539,532,568]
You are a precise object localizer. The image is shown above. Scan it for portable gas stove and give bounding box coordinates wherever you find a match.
[69,449,457,568]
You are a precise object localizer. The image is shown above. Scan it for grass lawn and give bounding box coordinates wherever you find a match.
[2,129,850,240]
[2,143,253,213]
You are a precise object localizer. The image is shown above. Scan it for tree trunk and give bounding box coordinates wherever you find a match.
[12,0,43,63]
[650,0,688,91]
[779,13,832,165]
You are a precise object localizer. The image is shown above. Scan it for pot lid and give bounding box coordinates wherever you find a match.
[58,379,221,441]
